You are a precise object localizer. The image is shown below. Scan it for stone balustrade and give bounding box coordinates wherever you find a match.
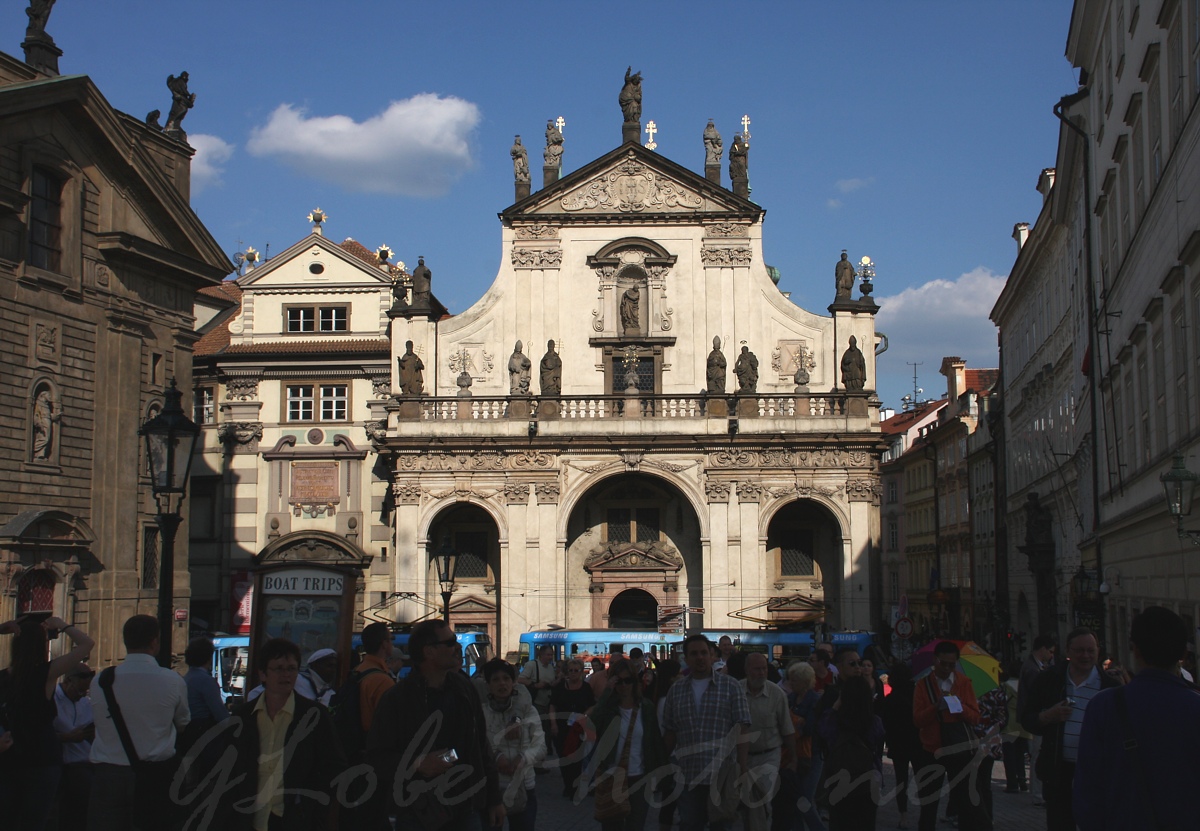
[406,392,858,421]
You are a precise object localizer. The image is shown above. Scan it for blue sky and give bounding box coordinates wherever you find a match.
[16,1,1077,410]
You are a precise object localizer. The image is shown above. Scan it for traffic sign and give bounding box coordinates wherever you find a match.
[658,604,685,615]
[894,616,914,639]
[686,607,705,614]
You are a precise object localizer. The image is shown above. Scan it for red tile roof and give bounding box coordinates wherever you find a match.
[964,368,999,393]
[197,280,242,305]
[221,338,390,356]
[339,238,379,266]
[194,320,232,357]
[880,399,948,435]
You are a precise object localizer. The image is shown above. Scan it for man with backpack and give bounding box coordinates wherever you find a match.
[331,622,395,829]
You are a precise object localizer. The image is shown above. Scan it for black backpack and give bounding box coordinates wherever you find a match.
[328,667,386,759]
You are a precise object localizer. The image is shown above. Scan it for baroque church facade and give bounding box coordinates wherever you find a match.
[192,89,886,656]
[378,116,885,652]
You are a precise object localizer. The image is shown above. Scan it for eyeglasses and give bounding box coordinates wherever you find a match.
[266,664,299,675]
[69,672,95,680]
[567,668,583,674]
[615,677,635,685]
[434,637,460,649]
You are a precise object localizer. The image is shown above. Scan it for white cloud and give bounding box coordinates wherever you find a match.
[826,198,843,210]
[873,267,1007,402]
[246,95,481,196]
[189,134,234,194]
[835,176,874,194]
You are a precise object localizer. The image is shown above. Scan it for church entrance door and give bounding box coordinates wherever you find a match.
[608,589,657,628]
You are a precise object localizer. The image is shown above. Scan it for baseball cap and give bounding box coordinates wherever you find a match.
[307,648,337,664]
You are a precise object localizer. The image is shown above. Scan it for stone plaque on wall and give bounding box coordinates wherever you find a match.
[290,462,340,504]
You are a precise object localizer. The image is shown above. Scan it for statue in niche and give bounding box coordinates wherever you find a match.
[510,135,529,183]
[835,251,856,300]
[620,67,643,123]
[164,72,196,132]
[544,120,564,169]
[508,340,531,395]
[31,388,58,461]
[540,340,562,396]
[26,0,56,36]
[397,341,425,396]
[706,336,727,395]
[703,120,723,166]
[410,256,432,308]
[620,285,641,333]
[733,346,759,393]
[729,134,748,180]
[840,336,866,391]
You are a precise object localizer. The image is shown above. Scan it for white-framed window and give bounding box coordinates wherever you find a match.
[194,386,216,424]
[287,307,315,332]
[286,306,348,333]
[319,307,347,331]
[287,385,314,421]
[320,385,348,421]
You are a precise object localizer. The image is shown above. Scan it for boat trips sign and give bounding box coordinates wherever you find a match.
[261,568,344,596]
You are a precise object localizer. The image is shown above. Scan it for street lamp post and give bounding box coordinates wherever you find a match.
[433,534,458,624]
[1161,451,1200,545]
[139,379,200,668]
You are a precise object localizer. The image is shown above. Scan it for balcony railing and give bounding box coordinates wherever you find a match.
[410,393,855,421]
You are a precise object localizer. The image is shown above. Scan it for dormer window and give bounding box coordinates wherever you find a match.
[286,305,348,333]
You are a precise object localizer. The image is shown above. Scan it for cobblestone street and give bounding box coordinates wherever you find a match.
[533,759,1049,830]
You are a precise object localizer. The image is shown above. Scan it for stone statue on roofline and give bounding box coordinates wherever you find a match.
[164,72,196,134]
[840,336,866,391]
[540,340,562,396]
[397,341,425,396]
[410,256,432,309]
[620,67,643,124]
[26,0,57,37]
[706,336,727,395]
[544,120,564,169]
[511,135,529,183]
[835,250,856,300]
[508,341,531,395]
[703,120,723,166]
[729,134,748,180]
[733,346,759,394]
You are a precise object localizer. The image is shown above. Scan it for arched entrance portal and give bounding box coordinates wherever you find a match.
[566,474,702,630]
[428,504,501,646]
[608,589,658,629]
[762,499,839,627]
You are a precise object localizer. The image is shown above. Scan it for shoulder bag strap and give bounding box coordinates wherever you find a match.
[1115,686,1165,831]
[98,666,142,765]
[616,703,639,771]
[926,676,945,725]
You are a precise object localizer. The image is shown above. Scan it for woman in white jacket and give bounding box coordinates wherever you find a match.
[483,658,547,830]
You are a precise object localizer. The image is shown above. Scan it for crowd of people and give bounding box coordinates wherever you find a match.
[1,608,1198,831]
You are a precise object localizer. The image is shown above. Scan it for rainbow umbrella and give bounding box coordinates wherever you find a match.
[910,640,1000,698]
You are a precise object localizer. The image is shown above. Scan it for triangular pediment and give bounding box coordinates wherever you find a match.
[502,142,762,221]
[238,234,395,288]
[0,74,230,282]
[583,539,684,572]
[449,595,498,614]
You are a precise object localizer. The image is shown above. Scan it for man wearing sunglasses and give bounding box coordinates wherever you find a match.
[368,619,503,831]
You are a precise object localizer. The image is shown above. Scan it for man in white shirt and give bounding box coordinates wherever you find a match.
[518,644,556,755]
[740,652,795,831]
[54,663,95,827]
[89,614,190,831]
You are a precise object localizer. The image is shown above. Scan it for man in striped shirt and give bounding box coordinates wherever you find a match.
[1020,627,1120,831]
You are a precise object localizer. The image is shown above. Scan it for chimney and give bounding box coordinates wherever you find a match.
[1013,222,1030,251]
[1037,168,1056,204]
